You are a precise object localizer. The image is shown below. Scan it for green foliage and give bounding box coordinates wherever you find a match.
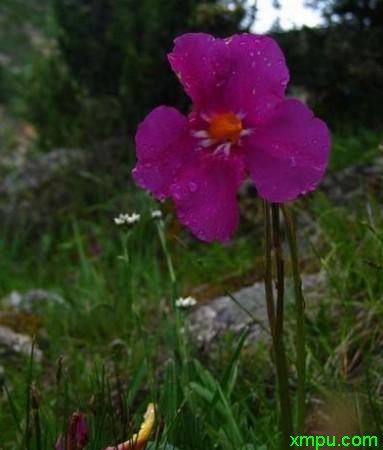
[308,0,383,28]
[274,22,383,127]
[23,0,253,150]
[280,0,383,127]
[2,177,383,447]
[328,127,381,171]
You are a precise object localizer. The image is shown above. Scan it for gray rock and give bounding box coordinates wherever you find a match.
[0,325,43,362]
[2,289,64,311]
[320,157,383,206]
[188,272,326,349]
[0,148,86,226]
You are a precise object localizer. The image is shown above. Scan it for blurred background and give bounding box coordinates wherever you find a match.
[1,1,383,448]
[0,0,382,232]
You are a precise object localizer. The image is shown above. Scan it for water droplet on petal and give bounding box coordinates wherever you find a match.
[188,181,198,192]
[290,156,297,167]
[198,230,206,240]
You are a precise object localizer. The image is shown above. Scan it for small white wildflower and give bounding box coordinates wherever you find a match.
[114,212,141,225]
[126,212,141,224]
[151,210,162,219]
[175,296,197,308]
[114,216,125,225]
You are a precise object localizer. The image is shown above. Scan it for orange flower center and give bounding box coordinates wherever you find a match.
[208,112,243,142]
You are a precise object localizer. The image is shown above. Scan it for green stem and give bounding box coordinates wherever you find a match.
[156,220,177,299]
[269,203,294,448]
[156,219,186,365]
[282,204,306,435]
[263,201,276,335]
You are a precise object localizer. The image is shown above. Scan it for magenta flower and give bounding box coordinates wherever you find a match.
[132,33,330,242]
[55,411,88,450]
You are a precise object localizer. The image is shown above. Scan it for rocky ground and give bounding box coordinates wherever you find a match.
[0,139,382,370]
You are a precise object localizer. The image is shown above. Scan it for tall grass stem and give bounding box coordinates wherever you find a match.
[264,202,293,448]
[282,204,306,434]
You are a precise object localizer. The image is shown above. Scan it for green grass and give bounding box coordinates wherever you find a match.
[1,0,382,445]
[1,173,383,448]
[328,127,381,172]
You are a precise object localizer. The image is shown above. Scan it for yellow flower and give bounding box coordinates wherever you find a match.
[104,403,156,450]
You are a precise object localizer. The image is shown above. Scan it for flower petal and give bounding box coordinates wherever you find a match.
[168,33,228,110]
[170,154,244,242]
[244,99,330,202]
[168,33,289,123]
[225,34,289,124]
[132,106,197,200]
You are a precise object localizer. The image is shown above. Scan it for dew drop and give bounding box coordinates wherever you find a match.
[188,181,198,192]
[290,156,297,167]
[308,182,317,191]
[198,230,206,240]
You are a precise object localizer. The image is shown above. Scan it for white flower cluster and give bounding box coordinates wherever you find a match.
[175,296,197,308]
[114,212,141,225]
[151,210,162,219]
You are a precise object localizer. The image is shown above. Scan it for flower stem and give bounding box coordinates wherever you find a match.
[282,204,306,435]
[156,219,187,365]
[264,202,293,448]
[156,219,177,299]
[263,201,276,335]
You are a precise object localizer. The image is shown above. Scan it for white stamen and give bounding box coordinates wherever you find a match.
[222,142,232,156]
[214,142,232,156]
[240,128,254,137]
[201,138,217,148]
[201,113,212,123]
[192,130,209,138]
